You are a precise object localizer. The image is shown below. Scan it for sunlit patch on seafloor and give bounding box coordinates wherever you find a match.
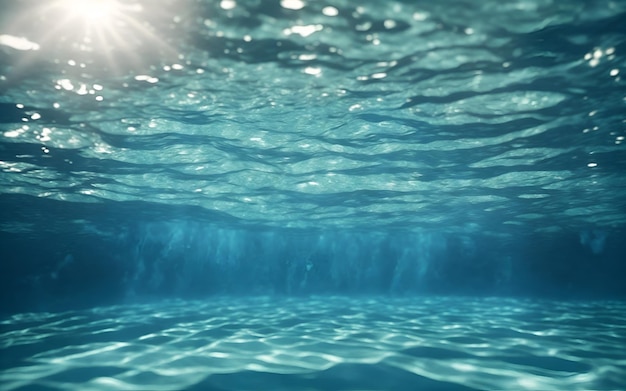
[1,297,625,391]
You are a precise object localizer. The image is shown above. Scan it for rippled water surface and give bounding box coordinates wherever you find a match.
[1,2,626,389]
[2,297,626,391]
[1,0,625,233]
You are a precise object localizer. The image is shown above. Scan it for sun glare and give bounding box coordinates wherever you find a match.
[3,0,180,78]
[60,0,119,24]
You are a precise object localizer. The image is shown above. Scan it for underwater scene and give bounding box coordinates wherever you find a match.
[1,0,625,389]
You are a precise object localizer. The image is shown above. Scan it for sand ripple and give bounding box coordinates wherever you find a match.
[1,296,625,390]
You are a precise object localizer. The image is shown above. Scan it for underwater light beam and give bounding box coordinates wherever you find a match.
[44,0,179,75]
[2,0,184,84]
[58,0,119,24]
[50,0,149,42]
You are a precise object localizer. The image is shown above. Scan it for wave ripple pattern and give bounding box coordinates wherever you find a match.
[1,297,625,391]
[0,0,625,233]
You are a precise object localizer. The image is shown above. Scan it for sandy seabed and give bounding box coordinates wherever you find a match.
[1,296,625,391]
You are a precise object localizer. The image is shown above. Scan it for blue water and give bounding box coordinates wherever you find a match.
[2,297,626,391]
[1,0,626,389]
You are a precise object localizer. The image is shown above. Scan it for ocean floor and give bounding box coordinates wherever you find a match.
[1,296,625,391]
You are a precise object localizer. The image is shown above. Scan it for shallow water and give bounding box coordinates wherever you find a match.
[2,296,626,391]
[1,1,626,389]
[1,0,625,234]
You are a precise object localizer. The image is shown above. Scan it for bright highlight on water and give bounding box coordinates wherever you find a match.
[0,0,625,390]
[2,297,625,391]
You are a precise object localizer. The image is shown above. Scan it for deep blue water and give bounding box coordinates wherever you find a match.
[1,0,626,389]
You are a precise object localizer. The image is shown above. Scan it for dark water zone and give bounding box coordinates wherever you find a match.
[1,0,626,390]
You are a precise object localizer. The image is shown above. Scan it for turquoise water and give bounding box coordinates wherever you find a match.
[3,297,626,391]
[1,0,626,389]
[1,0,624,233]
